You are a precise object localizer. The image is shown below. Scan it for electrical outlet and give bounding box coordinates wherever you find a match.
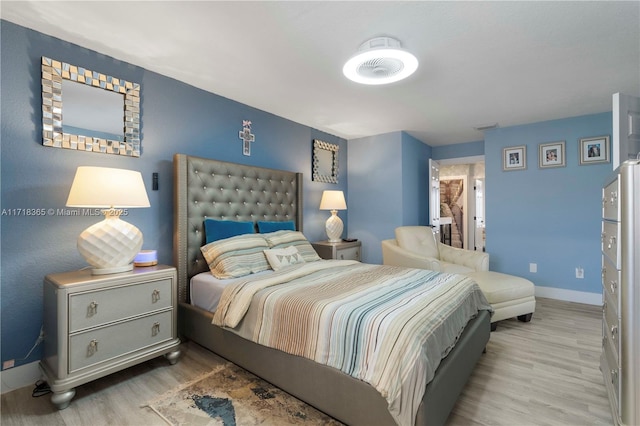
[576,267,584,279]
[529,263,537,273]
[3,359,15,370]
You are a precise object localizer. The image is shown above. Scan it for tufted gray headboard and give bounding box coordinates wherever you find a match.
[173,154,303,303]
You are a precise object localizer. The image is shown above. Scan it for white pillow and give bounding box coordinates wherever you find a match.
[263,246,305,271]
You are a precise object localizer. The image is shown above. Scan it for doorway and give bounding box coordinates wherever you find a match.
[440,177,466,248]
[438,157,485,251]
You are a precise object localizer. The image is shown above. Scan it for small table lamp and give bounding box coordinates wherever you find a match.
[66,166,150,275]
[319,190,347,243]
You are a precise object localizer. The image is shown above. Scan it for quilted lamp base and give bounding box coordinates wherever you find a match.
[77,209,144,275]
[325,210,343,243]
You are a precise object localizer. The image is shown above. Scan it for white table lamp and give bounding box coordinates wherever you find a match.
[319,190,347,243]
[66,166,150,275]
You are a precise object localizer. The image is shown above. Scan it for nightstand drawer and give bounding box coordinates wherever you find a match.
[69,310,173,373]
[69,278,172,332]
[337,246,360,261]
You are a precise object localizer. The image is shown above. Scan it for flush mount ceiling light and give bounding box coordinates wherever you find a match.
[343,36,418,85]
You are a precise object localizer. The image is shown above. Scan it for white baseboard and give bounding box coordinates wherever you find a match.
[1,360,42,394]
[535,286,602,306]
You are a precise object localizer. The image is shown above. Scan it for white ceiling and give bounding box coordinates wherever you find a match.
[2,1,639,146]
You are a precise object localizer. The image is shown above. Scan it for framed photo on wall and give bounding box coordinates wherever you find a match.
[579,135,610,165]
[539,141,566,168]
[503,145,527,171]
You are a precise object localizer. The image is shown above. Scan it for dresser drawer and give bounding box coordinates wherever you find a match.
[69,310,173,373]
[69,278,172,332]
[601,221,621,269]
[336,246,360,261]
[602,256,621,312]
[602,336,621,414]
[603,290,620,357]
[602,178,620,221]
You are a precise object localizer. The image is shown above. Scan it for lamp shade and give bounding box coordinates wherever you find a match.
[66,166,150,208]
[319,190,347,211]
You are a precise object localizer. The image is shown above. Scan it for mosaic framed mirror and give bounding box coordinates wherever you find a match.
[312,139,339,183]
[41,57,141,157]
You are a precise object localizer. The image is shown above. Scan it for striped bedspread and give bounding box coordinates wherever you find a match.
[213,260,492,426]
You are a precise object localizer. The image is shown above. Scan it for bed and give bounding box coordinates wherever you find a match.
[173,153,491,426]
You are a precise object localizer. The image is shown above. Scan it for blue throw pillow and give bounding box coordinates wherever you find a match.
[257,220,296,233]
[204,219,255,244]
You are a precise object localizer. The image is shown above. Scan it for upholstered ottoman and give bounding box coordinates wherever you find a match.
[466,271,536,331]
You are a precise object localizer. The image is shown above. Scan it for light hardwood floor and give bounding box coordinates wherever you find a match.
[1,298,613,426]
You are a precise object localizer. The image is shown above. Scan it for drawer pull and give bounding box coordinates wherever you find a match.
[87,339,99,356]
[611,369,618,384]
[610,191,617,205]
[152,322,161,336]
[610,280,617,294]
[601,267,606,280]
[87,301,98,317]
[608,236,616,249]
[611,325,618,337]
[152,289,161,303]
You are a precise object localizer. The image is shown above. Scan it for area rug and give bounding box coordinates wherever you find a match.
[144,362,343,425]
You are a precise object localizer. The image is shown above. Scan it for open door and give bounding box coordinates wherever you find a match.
[613,93,640,169]
[428,159,440,236]
[474,178,486,252]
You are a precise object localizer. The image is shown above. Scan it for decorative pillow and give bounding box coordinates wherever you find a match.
[200,233,270,279]
[257,220,295,233]
[263,230,321,262]
[204,218,255,244]
[263,246,305,271]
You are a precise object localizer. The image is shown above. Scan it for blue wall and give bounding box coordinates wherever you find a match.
[484,112,613,295]
[0,21,346,369]
[348,131,431,264]
[432,140,484,160]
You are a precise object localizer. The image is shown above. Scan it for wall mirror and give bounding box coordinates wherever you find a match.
[312,139,339,183]
[41,57,141,157]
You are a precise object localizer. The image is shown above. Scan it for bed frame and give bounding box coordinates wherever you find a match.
[173,153,490,425]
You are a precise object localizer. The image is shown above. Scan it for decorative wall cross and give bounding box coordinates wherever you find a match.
[238,120,255,156]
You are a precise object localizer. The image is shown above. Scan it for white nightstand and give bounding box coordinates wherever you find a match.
[40,264,181,410]
[311,240,361,261]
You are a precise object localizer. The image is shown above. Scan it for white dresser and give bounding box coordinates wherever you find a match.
[601,160,640,426]
[40,265,181,410]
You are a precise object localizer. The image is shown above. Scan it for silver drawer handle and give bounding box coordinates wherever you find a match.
[611,325,618,337]
[87,339,99,356]
[88,301,98,316]
[610,280,617,294]
[610,191,617,205]
[608,236,616,249]
[152,289,160,303]
[152,322,160,336]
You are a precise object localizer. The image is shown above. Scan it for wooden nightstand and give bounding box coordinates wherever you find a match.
[40,265,181,410]
[312,240,361,261]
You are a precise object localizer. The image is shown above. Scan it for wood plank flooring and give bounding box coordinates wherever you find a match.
[1,298,613,426]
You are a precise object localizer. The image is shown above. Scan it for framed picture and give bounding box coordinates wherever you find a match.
[579,135,610,165]
[503,145,526,171]
[539,141,566,168]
